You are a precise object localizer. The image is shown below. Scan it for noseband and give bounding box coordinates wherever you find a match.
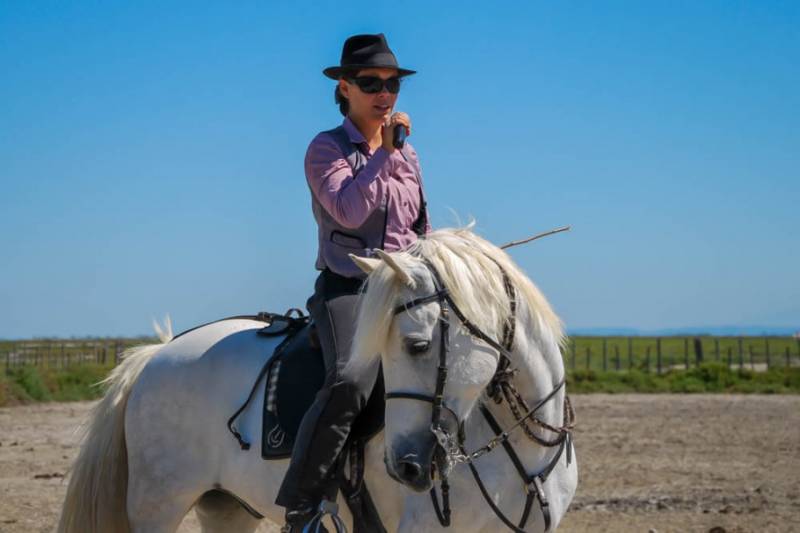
[384,258,574,532]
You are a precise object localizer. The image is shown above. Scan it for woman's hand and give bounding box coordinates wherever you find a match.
[381,112,412,153]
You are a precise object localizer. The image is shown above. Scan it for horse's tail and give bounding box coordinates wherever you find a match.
[57,318,174,533]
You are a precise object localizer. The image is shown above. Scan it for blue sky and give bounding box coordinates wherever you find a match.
[1,1,798,338]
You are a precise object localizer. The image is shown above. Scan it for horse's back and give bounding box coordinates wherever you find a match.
[130,317,279,403]
[125,319,282,485]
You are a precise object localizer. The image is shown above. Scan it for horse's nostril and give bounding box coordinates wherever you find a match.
[398,460,423,481]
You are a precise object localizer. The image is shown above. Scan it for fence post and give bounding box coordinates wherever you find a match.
[646,346,651,372]
[614,345,620,371]
[765,338,770,369]
[738,338,744,370]
[694,337,703,366]
[727,346,733,369]
[656,338,662,374]
[715,338,720,361]
[586,347,591,370]
[748,346,755,370]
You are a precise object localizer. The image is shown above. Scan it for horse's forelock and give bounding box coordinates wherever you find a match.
[345,226,565,378]
[346,263,402,377]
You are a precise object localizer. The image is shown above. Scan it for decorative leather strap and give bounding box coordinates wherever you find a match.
[227,332,293,450]
[386,257,572,532]
[473,403,572,532]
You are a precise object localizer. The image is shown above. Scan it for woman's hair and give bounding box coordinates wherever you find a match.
[334,84,349,116]
[334,68,361,116]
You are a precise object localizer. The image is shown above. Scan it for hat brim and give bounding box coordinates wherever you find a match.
[323,65,416,80]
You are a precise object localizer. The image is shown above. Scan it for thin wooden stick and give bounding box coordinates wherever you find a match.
[500,225,571,250]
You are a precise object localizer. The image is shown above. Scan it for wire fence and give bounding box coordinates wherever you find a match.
[1,338,157,372]
[564,336,800,374]
[2,335,799,374]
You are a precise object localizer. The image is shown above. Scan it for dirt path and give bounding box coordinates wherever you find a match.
[1,395,798,532]
[559,394,800,532]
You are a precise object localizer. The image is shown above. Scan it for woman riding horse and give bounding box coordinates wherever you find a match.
[276,33,431,531]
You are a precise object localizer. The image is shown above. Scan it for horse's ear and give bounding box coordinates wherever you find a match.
[349,253,382,274]
[374,250,416,288]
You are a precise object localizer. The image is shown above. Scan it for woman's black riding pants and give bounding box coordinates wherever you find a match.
[274,269,379,510]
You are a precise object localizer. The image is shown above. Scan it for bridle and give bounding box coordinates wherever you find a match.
[384,258,575,532]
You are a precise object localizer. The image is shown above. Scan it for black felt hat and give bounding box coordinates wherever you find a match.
[323,33,416,80]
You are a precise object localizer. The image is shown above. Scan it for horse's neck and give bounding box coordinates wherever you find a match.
[485,306,565,470]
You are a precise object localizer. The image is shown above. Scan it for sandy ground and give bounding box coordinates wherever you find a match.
[0,395,798,533]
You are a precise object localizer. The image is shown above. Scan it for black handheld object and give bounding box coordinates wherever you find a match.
[393,124,407,149]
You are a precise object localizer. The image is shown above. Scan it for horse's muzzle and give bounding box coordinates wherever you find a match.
[386,433,436,492]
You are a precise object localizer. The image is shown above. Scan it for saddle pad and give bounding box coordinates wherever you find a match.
[259,324,387,459]
[261,324,325,458]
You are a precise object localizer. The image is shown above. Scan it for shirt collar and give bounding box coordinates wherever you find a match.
[342,116,368,146]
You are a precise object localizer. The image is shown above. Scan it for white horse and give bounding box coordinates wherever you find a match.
[58,226,577,533]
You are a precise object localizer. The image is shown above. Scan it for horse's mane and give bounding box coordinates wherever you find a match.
[348,225,565,374]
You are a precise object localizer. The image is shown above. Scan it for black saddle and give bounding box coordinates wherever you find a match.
[261,321,385,458]
[221,313,384,459]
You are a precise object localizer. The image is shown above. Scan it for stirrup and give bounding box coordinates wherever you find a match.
[302,499,347,533]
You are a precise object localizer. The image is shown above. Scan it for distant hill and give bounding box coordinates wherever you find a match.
[567,326,798,337]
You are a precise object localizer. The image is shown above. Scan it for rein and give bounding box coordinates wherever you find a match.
[385,258,574,532]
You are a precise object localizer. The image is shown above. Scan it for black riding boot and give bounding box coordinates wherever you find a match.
[275,270,379,521]
[275,380,365,508]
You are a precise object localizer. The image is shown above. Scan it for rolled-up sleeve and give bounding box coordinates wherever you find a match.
[305,134,392,229]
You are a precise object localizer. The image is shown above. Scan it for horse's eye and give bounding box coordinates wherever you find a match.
[405,339,431,355]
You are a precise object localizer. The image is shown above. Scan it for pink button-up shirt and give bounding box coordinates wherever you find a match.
[305,116,431,253]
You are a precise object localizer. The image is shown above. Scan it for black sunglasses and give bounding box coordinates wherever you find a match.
[346,76,402,94]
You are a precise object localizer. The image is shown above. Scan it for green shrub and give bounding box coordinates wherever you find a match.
[0,364,112,406]
[567,363,800,393]
[9,366,52,401]
[48,364,109,401]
